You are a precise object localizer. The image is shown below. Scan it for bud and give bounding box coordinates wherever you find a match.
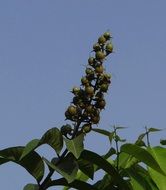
[95,51,105,61]
[82,124,92,133]
[98,35,106,44]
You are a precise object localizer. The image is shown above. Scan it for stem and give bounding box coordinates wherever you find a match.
[114,127,119,170]
[145,126,150,147]
[39,121,82,190]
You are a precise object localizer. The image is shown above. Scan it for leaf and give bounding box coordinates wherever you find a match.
[92,128,111,136]
[21,127,63,159]
[65,134,84,159]
[121,144,165,175]
[102,147,116,159]
[78,158,94,179]
[40,127,63,153]
[76,170,90,182]
[114,135,126,142]
[80,149,131,190]
[23,184,39,190]
[148,146,166,174]
[109,132,115,144]
[148,128,162,132]
[115,126,127,130]
[126,166,158,190]
[149,168,166,190]
[137,133,146,141]
[43,153,78,183]
[20,139,40,160]
[0,146,44,182]
[46,177,98,190]
[94,174,113,190]
[160,139,166,145]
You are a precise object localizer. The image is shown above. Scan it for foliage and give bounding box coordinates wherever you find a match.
[0,32,166,190]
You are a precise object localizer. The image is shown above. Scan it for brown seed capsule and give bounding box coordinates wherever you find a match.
[61,124,72,135]
[93,43,101,52]
[91,115,100,124]
[95,99,106,109]
[82,124,92,133]
[67,105,77,116]
[95,51,105,61]
[81,77,89,85]
[85,86,94,96]
[72,87,80,95]
[100,83,109,92]
[104,73,112,80]
[95,65,104,74]
[103,32,111,40]
[106,43,113,53]
[85,105,94,114]
[98,35,107,44]
[85,68,94,75]
[88,57,95,66]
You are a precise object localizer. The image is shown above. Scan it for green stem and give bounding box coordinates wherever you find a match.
[145,126,150,147]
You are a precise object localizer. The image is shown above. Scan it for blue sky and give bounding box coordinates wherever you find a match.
[0,1,166,189]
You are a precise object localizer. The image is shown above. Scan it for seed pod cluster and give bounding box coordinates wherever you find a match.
[63,32,113,135]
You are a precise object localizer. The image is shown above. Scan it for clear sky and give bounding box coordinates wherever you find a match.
[0,1,166,189]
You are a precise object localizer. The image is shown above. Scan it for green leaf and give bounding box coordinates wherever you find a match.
[65,134,84,159]
[126,166,158,190]
[76,170,90,182]
[121,144,165,175]
[114,126,127,130]
[102,147,116,159]
[114,135,126,142]
[92,128,111,136]
[20,139,40,160]
[21,127,63,159]
[80,149,131,190]
[94,174,113,190]
[78,158,94,179]
[0,146,44,182]
[40,127,63,153]
[46,177,98,190]
[23,184,39,190]
[148,128,162,132]
[137,133,146,141]
[160,139,166,145]
[44,153,78,183]
[148,146,166,174]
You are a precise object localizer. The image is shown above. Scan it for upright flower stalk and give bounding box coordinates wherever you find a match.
[62,31,113,138]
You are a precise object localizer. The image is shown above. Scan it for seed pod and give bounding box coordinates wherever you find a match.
[98,35,107,44]
[91,115,100,124]
[61,124,72,136]
[88,57,95,66]
[81,77,89,85]
[95,99,106,109]
[104,73,112,80]
[100,83,109,92]
[67,105,77,116]
[82,124,92,133]
[103,32,111,40]
[85,105,94,114]
[95,51,105,61]
[72,87,80,95]
[106,43,113,53]
[95,65,104,74]
[85,86,94,96]
[93,43,101,52]
[85,68,94,75]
